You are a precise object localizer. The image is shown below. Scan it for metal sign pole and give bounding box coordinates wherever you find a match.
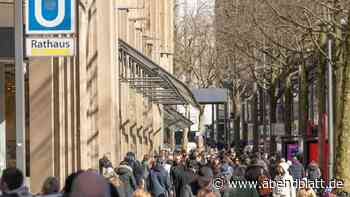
[14,0,26,175]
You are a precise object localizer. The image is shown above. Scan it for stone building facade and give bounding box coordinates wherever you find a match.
[0,0,178,192]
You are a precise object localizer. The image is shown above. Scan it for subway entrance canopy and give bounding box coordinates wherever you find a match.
[118,39,200,109]
[191,88,229,104]
[163,106,193,129]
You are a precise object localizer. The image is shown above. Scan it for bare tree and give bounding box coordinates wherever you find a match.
[217,0,350,192]
[175,0,218,150]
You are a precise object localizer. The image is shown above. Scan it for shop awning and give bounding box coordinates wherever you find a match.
[163,106,193,129]
[118,39,200,109]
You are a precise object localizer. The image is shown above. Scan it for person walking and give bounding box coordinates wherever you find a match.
[170,152,186,197]
[115,160,137,197]
[70,171,111,197]
[289,157,305,181]
[178,163,196,197]
[305,161,321,195]
[41,177,61,196]
[99,155,113,176]
[222,166,259,197]
[132,189,151,197]
[147,156,171,197]
[196,166,220,197]
[0,168,32,197]
[305,161,321,181]
[62,170,84,197]
[296,178,316,197]
[272,162,296,197]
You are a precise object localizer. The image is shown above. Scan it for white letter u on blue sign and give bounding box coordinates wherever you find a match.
[35,0,65,27]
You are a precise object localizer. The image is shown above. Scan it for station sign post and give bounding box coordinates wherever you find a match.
[26,0,76,57]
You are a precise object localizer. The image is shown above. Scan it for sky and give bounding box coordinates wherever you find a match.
[176,0,215,17]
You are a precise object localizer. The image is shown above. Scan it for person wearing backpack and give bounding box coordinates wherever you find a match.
[305,161,321,181]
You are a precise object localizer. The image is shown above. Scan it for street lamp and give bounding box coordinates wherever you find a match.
[14,0,26,175]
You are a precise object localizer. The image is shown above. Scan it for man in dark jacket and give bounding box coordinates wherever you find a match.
[148,157,171,197]
[0,168,32,197]
[245,159,269,182]
[170,153,185,197]
[289,157,304,180]
[245,159,271,197]
[115,161,137,197]
[223,166,259,197]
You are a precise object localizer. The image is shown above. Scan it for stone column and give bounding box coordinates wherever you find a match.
[0,64,6,175]
[29,58,54,193]
[96,0,120,165]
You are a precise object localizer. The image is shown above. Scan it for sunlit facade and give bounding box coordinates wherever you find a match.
[0,0,175,192]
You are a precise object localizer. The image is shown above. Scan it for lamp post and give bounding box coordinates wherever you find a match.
[14,0,26,175]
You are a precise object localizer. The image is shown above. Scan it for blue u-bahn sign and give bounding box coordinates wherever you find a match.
[26,0,75,34]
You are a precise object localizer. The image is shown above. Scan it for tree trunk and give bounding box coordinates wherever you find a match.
[334,11,344,173]
[269,84,277,124]
[335,17,350,193]
[232,95,242,149]
[234,116,240,148]
[299,62,309,165]
[242,102,249,145]
[317,32,327,171]
[182,106,191,151]
[252,90,259,152]
[182,128,189,151]
[269,84,277,154]
[197,105,205,152]
[285,76,293,136]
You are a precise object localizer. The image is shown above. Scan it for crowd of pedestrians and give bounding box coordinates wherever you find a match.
[0,146,339,197]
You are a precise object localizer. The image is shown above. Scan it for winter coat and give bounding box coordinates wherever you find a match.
[305,163,321,180]
[179,184,195,197]
[170,164,185,197]
[179,170,197,197]
[273,162,296,197]
[148,164,171,197]
[134,164,147,189]
[289,160,305,180]
[0,186,32,197]
[115,165,137,197]
[222,177,260,197]
[272,173,296,197]
[245,163,269,182]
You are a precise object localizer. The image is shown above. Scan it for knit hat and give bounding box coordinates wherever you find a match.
[279,162,290,174]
